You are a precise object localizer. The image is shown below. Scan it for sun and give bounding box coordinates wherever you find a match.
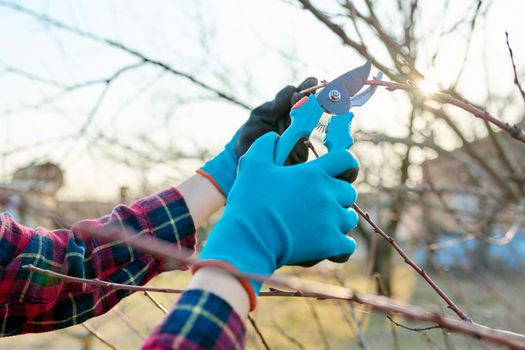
[418,79,440,94]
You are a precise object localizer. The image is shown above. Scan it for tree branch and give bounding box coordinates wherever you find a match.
[23,236,525,349]
[0,1,252,110]
[366,79,525,144]
[353,204,470,321]
[295,0,398,80]
[505,31,525,105]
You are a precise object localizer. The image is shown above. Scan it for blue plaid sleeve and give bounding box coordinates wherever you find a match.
[142,289,246,349]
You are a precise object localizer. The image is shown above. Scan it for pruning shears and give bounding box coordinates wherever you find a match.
[275,61,382,178]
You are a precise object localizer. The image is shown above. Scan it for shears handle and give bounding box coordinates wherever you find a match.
[323,112,360,182]
[323,112,355,151]
[274,95,324,166]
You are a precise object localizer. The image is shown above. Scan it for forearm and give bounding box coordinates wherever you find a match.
[177,174,225,228]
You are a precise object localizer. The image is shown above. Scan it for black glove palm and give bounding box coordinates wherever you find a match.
[235,77,318,165]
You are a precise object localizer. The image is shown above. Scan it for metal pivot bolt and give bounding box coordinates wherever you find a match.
[328,89,341,102]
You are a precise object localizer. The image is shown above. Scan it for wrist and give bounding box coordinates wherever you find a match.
[178,174,225,228]
[188,266,250,318]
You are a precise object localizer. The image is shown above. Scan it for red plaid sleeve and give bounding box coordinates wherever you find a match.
[0,187,196,336]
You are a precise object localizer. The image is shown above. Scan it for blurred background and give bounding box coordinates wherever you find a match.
[1,0,525,348]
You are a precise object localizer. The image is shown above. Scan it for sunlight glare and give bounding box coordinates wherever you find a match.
[418,79,440,94]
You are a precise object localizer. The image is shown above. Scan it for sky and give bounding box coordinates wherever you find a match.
[0,0,524,200]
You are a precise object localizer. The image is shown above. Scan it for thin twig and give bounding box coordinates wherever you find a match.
[248,315,271,350]
[425,254,473,317]
[304,140,320,157]
[21,264,185,294]
[376,274,400,350]
[353,204,470,322]
[144,291,169,314]
[21,263,342,299]
[272,320,305,349]
[426,197,525,250]
[82,323,120,350]
[387,315,441,332]
[505,31,525,105]
[0,1,252,110]
[348,300,370,350]
[305,298,331,350]
[365,79,525,144]
[0,59,66,88]
[296,0,397,80]
[472,260,525,323]
[333,271,370,350]
[306,139,469,321]
[299,80,328,94]
[421,331,447,350]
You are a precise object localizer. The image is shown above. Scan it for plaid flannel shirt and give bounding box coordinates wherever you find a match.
[142,290,245,350]
[0,187,246,349]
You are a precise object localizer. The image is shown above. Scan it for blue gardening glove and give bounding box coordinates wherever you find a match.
[197,129,240,197]
[197,78,318,197]
[196,132,359,309]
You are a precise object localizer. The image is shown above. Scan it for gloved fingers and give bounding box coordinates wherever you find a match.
[333,150,360,183]
[292,253,350,266]
[309,149,360,177]
[327,228,357,263]
[263,79,317,121]
[240,132,278,164]
[298,77,319,91]
[328,253,351,263]
[272,85,299,115]
[288,137,309,165]
[251,85,296,122]
[339,207,359,234]
[289,216,357,267]
[235,86,294,159]
[236,83,308,159]
[337,168,359,184]
[328,209,357,263]
[333,234,357,257]
[331,180,358,207]
[291,77,318,106]
[295,234,357,266]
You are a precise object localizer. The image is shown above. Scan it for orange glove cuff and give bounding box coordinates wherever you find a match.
[196,169,226,197]
[192,260,257,311]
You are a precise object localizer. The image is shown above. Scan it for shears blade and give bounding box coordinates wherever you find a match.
[349,72,383,108]
[316,61,372,115]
